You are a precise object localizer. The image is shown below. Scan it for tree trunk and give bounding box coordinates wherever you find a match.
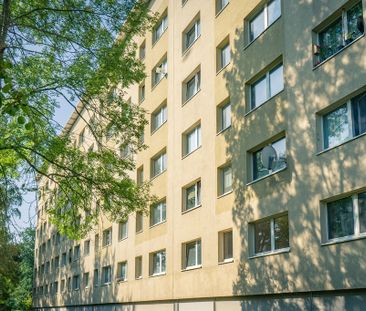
[0,0,11,67]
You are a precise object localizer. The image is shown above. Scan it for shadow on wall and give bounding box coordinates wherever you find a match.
[223,0,366,310]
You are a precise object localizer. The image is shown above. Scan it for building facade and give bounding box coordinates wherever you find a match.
[33,0,366,310]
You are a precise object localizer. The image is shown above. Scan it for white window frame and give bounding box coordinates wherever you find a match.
[139,84,145,103]
[216,0,229,15]
[153,58,167,87]
[150,200,166,227]
[93,269,99,287]
[218,229,233,263]
[102,228,112,247]
[248,0,281,43]
[151,150,167,178]
[151,104,167,133]
[153,14,168,43]
[218,101,231,133]
[184,125,201,156]
[135,256,143,279]
[84,240,90,256]
[117,261,128,281]
[102,265,112,285]
[83,272,89,288]
[219,164,233,196]
[184,18,201,51]
[150,250,166,276]
[218,42,231,71]
[183,180,201,212]
[323,193,366,244]
[249,63,284,111]
[73,275,80,291]
[118,220,128,240]
[250,213,290,257]
[136,211,143,233]
[183,239,202,270]
[184,71,201,102]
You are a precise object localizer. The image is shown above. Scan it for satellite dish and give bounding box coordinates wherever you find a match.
[261,145,277,170]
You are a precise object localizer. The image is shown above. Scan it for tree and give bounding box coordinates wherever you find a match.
[0,0,157,239]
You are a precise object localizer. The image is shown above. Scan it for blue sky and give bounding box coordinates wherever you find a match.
[14,101,75,232]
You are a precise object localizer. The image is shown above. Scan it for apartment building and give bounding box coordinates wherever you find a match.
[33,0,366,310]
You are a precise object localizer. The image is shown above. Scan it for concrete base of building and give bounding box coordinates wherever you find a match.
[33,289,366,311]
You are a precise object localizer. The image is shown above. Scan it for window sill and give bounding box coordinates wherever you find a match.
[321,233,366,246]
[218,258,234,265]
[246,166,287,186]
[136,229,143,235]
[150,220,167,229]
[182,35,201,57]
[216,125,231,136]
[118,236,128,242]
[217,190,233,199]
[151,120,167,136]
[116,278,127,283]
[215,2,230,18]
[182,145,202,159]
[101,282,111,287]
[150,169,167,182]
[182,89,201,107]
[316,131,366,156]
[216,62,231,76]
[243,16,281,51]
[150,272,166,278]
[313,34,364,70]
[249,247,290,259]
[135,276,142,280]
[182,204,202,215]
[244,89,284,117]
[181,265,202,272]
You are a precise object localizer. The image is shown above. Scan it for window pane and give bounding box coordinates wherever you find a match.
[358,192,366,233]
[327,197,354,239]
[250,10,265,41]
[351,93,366,136]
[221,102,231,130]
[323,104,350,149]
[272,137,287,171]
[186,184,196,210]
[186,77,196,100]
[223,231,233,259]
[269,64,284,97]
[319,18,343,61]
[186,242,197,267]
[347,2,364,40]
[268,0,281,25]
[274,215,289,249]
[197,240,202,265]
[255,220,271,253]
[186,26,196,48]
[221,44,231,68]
[253,149,269,180]
[251,76,267,109]
[222,166,232,194]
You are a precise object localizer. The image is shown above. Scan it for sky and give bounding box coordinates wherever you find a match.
[14,100,75,233]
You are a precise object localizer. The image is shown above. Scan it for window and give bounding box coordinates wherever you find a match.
[150,200,166,226]
[61,279,65,292]
[219,230,233,262]
[252,136,286,181]
[184,180,201,212]
[62,252,66,266]
[137,166,144,185]
[183,239,201,269]
[183,18,200,51]
[84,240,90,256]
[150,250,166,276]
[94,234,99,253]
[153,58,167,87]
[218,164,232,195]
[151,150,167,178]
[217,101,231,132]
[217,41,230,71]
[183,124,201,156]
[74,244,80,261]
[102,265,112,285]
[139,40,146,60]
[83,272,89,288]
[135,256,143,279]
[139,83,145,103]
[118,220,128,240]
[120,144,131,159]
[54,256,59,269]
[136,211,143,233]
[153,14,168,43]
[93,269,99,286]
[102,228,112,247]
[315,2,364,64]
[73,275,80,290]
[184,71,200,102]
[78,128,85,146]
[151,104,167,132]
[250,63,283,110]
[324,192,366,242]
[252,213,289,255]
[322,91,366,149]
[117,261,127,281]
[249,0,281,42]
[216,0,229,14]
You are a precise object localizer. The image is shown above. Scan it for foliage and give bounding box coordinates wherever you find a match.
[0,0,158,239]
